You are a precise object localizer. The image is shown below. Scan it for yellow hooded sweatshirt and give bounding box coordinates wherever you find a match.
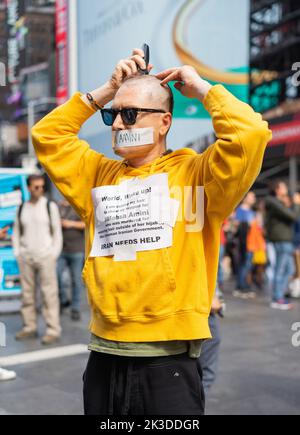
[32,85,272,342]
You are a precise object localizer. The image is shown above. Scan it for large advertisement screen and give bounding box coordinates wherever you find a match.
[76,0,250,155]
[0,171,30,296]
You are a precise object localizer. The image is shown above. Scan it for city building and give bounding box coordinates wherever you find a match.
[0,0,56,167]
[188,0,300,196]
[250,0,300,194]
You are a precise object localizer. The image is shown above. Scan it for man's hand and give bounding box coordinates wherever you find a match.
[155,66,212,102]
[108,48,153,92]
[61,219,74,229]
[82,48,153,109]
[211,296,222,315]
[0,227,9,240]
[61,219,85,230]
[293,193,300,205]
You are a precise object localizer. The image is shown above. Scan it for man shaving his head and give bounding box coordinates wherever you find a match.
[32,47,272,415]
[81,48,211,167]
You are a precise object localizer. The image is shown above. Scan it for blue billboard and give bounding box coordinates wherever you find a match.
[0,171,30,296]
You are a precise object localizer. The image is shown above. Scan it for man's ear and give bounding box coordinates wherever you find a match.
[160,113,172,136]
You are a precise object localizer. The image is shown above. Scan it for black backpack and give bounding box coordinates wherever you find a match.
[18,199,54,237]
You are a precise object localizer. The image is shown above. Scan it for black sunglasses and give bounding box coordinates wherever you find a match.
[100,107,166,126]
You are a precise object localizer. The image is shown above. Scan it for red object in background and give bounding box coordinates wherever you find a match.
[270,120,300,147]
[268,113,300,158]
[220,221,227,246]
[56,0,68,105]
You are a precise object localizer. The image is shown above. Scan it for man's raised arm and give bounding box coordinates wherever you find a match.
[32,48,151,220]
[31,84,113,221]
[156,66,272,222]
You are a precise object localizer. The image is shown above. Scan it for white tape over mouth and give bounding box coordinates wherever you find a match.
[113,127,154,148]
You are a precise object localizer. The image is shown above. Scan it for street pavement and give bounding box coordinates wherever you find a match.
[0,282,299,415]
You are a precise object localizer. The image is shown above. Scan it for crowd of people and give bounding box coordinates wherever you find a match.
[221,180,300,310]
[195,179,300,392]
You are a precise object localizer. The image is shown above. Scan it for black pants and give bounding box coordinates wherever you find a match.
[83,351,205,415]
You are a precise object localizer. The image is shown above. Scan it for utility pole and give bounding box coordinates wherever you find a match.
[289,156,298,195]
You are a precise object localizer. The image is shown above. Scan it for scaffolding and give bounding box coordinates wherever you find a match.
[250,0,300,114]
[250,0,300,194]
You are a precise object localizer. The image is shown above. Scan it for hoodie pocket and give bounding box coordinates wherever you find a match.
[82,248,176,321]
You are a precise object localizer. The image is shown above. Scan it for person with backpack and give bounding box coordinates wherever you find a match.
[12,175,62,345]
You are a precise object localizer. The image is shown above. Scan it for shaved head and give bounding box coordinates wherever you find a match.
[118,75,174,114]
[111,74,174,163]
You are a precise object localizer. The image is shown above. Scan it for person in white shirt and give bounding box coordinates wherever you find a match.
[12,175,63,345]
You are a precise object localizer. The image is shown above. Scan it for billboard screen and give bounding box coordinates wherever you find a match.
[56,0,69,105]
[75,0,250,155]
[0,170,30,296]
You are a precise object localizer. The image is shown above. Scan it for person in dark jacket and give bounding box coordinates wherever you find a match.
[233,191,256,298]
[265,180,300,310]
[57,200,85,321]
